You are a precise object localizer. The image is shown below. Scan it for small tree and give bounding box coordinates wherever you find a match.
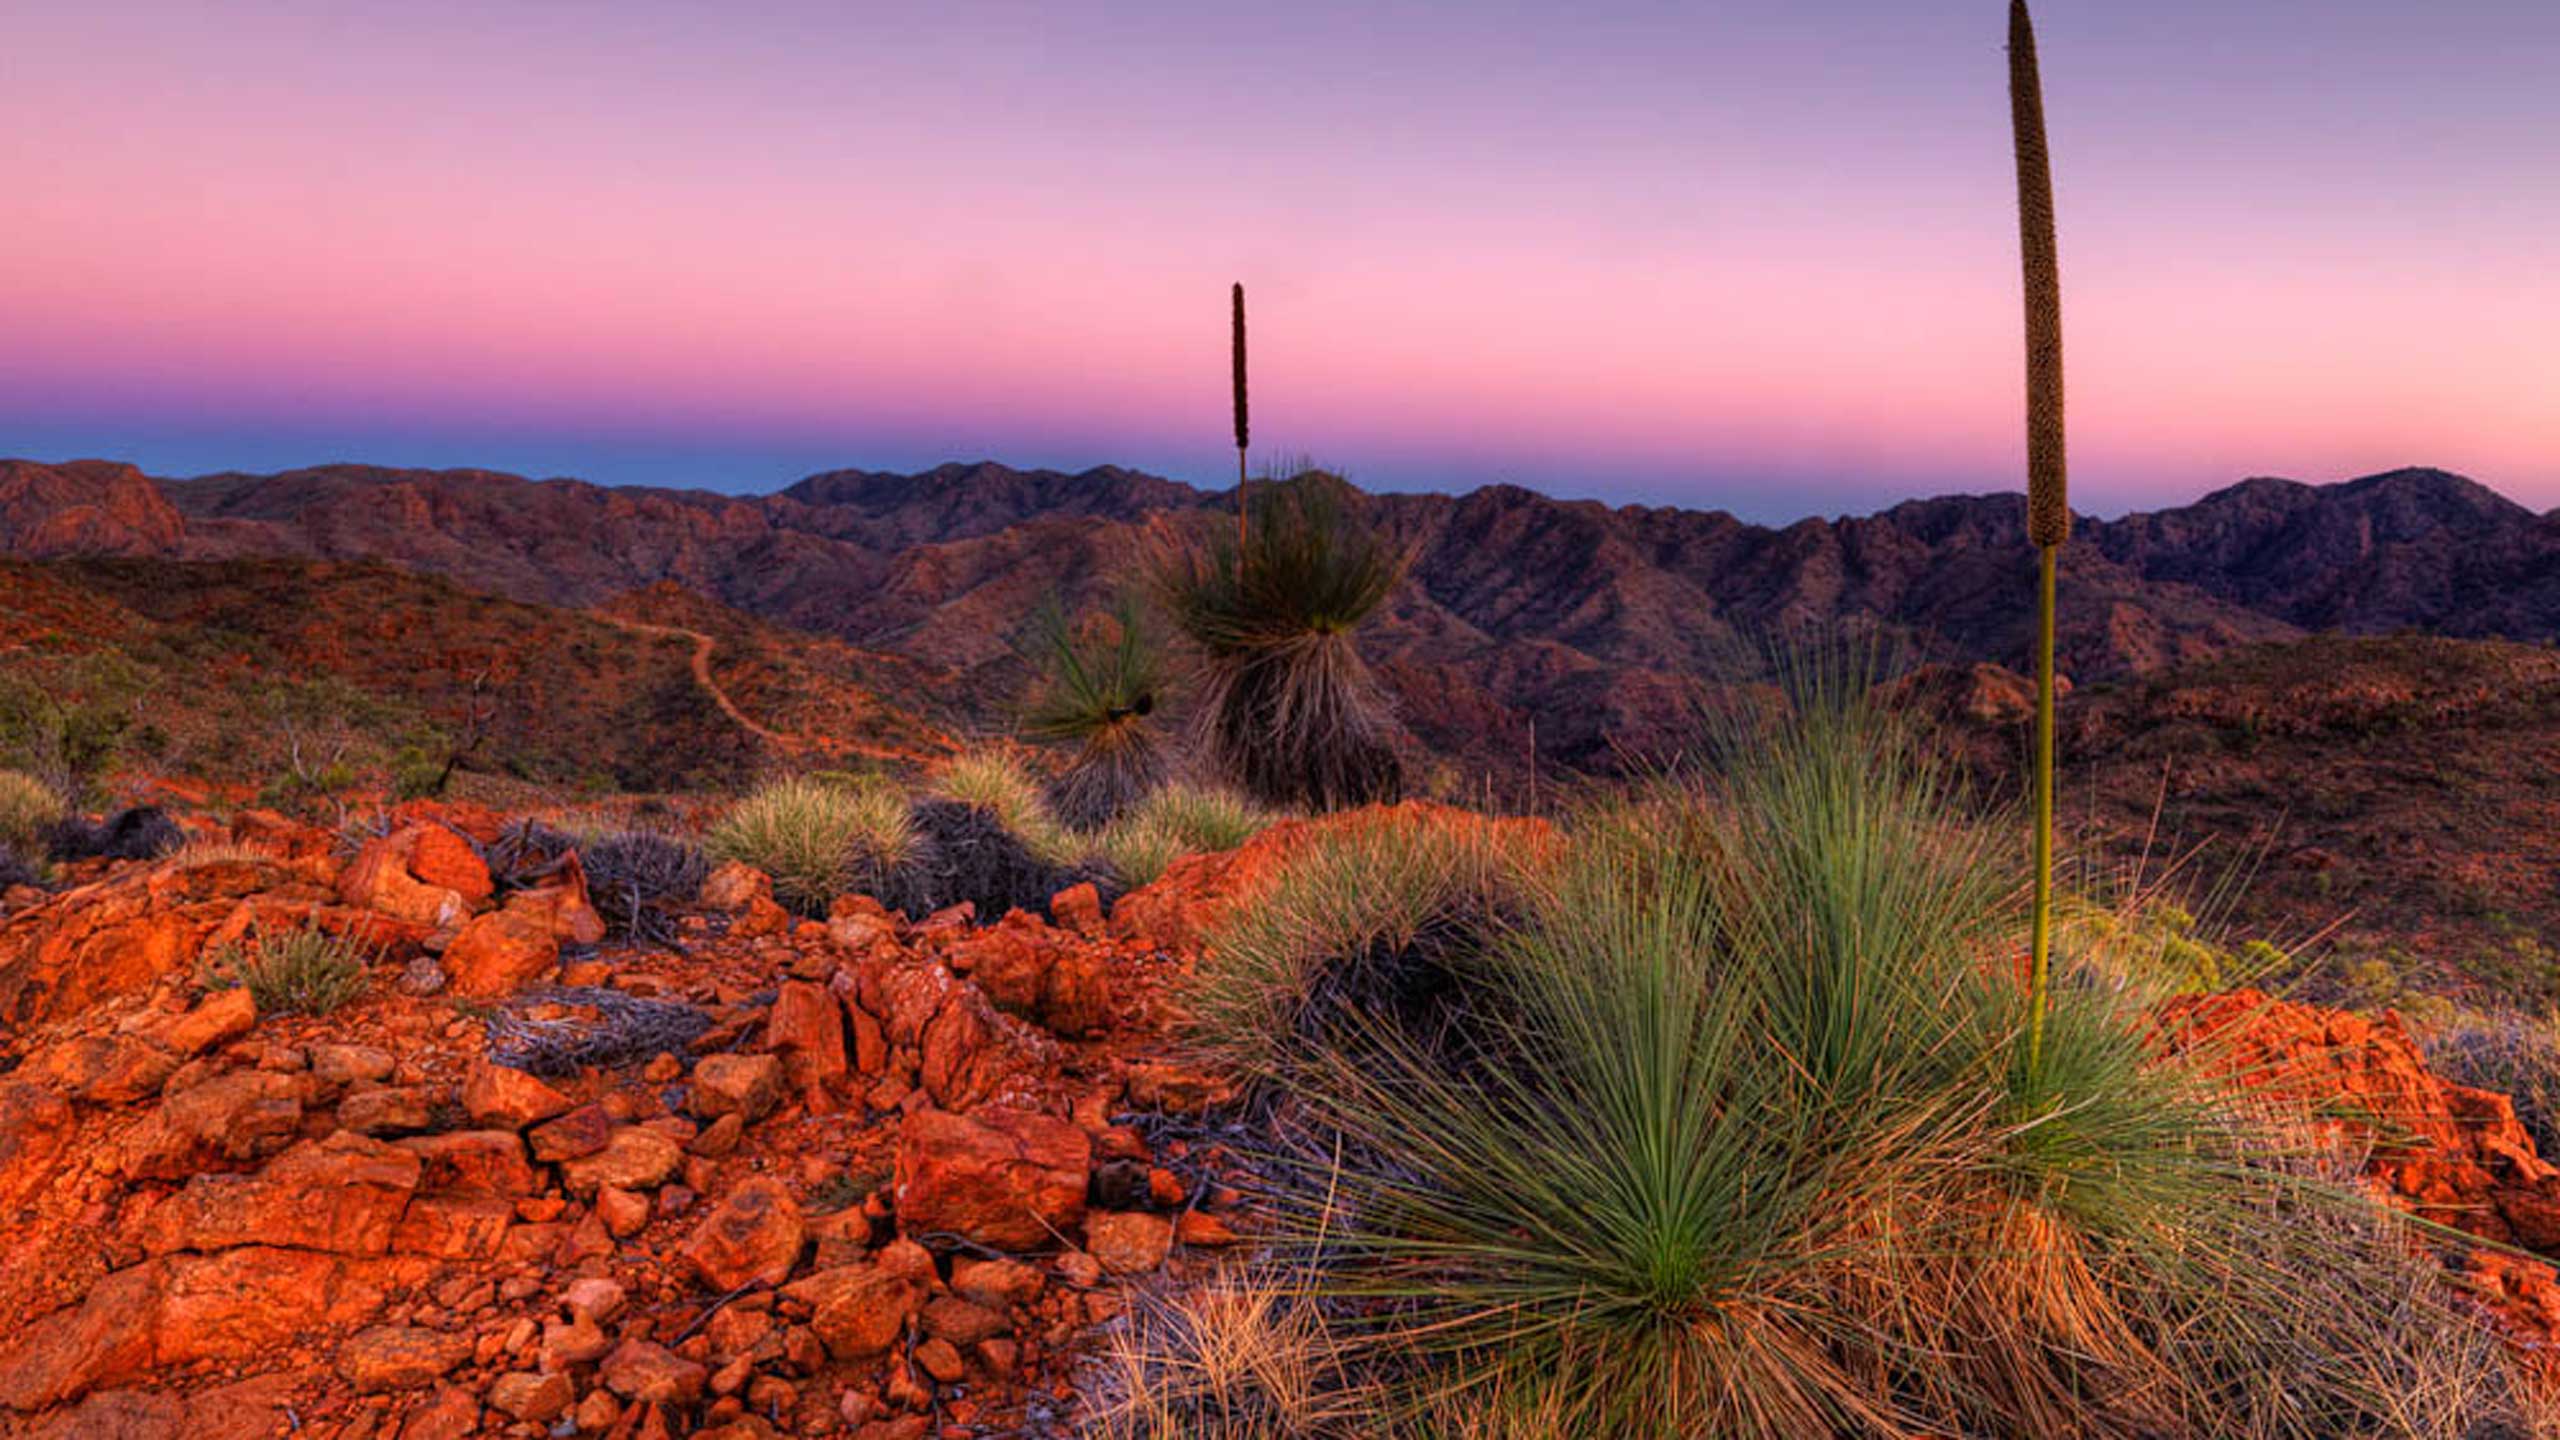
[1019,595,1167,830]
[1150,471,1406,812]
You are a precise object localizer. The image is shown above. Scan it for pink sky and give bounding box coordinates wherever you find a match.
[3,0,2555,518]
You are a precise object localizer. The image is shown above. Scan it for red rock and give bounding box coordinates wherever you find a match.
[507,851,607,946]
[340,831,470,929]
[1122,1060,1238,1116]
[895,1107,1089,1251]
[560,1125,688,1197]
[600,1338,709,1404]
[489,1369,576,1424]
[398,1382,483,1440]
[391,1192,515,1259]
[1086,1211,1173,1275]
[442,909,559,998]
[128,986,258,1058]
[689,1052,785,1122]
[919,1296,1009,1346]
[1049,882,1105,938]
[407,826,494,906]
[528,1103,616,1162]
[396,1130,537,1196]
[950,1256,1043,1308]
[679,1178,806,1290]
[788,1264,924,1359]
[767,980,848,1090]
[17,1034,178,1105]
[0,1080,76,1211]
[143,1132,422,1256]
[337,1324,470,1393]
[540,1310,612,1371]
[596,1184,652,1237]
[0,856,324,1025]
[0,1247,431,1411]
[1175,1210,1240,1247]
[461,1059,574,1129]
[702,861,773,913]
[914,1335,965,1383]
[338,1084,439,1135]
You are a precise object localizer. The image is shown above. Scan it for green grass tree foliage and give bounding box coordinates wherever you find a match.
[1019,595,1168,830]
[1174,685,2534,1437]
[1150,471,1408,813]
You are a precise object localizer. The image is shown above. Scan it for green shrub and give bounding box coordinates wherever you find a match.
[205,922,370,1016]
[1150,472,1407,813]
[0,769,61,853]
[931,747,1076,866]
[1188,808,1517,1083]
[1021,595,1167,829]
[706,776,915,915]
[1168,682,2539,1437]
[1099,783,1272,887]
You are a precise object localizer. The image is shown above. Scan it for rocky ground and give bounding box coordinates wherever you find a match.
[8,799,2560,1437]
[0,799,1262,1439]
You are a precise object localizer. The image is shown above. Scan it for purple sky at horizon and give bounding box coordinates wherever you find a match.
[4,0,2555,522]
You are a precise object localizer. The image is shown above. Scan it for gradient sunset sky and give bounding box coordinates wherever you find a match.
[5,1,2555,520]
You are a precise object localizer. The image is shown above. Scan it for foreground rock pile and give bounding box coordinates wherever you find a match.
[0,801,1255,1439]
[12,796,2560,1434]
[2159,989,2560,1358]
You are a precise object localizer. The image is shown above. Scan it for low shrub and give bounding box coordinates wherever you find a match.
[0,841,44,892]
[582,829,711,944]
[46,805,184,863]
[706,776,916,916]
[1187,809,1518,1083]
[2426,1009,2560,1160]
[1020,596,1169,830]
[1165,687,2545,1437]
[483,985,714,1077]
[931,748,1076,864]
[899,797,1108,924]
[205,922,370,1016]
[1099,783,1271,888]
[0,769,62,853]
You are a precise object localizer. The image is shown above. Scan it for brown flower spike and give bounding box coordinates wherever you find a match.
[2011,0,2066,549]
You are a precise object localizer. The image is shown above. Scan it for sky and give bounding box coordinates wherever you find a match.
[3,1,2556,522]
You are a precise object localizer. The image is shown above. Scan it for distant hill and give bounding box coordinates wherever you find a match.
[5,455,2557,773]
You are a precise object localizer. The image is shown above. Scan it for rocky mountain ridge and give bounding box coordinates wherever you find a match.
[5,456,2555,772]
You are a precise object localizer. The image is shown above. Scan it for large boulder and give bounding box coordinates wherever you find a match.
[0,856,344,1028]
[894,1107,1089,1251]
[677,1178,805,1290]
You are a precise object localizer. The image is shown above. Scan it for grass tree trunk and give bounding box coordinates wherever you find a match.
[2011,0,2067,1074]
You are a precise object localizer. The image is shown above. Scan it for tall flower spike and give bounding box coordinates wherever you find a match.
[1231,283,1250,546]
[2011,0,2066,549]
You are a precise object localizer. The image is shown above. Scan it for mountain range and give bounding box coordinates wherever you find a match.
[5,455,2556,774]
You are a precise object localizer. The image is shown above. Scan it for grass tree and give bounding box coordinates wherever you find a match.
[1150,471,1407,813]
[2011,0,2067,1073]
[1020,595,1168,830]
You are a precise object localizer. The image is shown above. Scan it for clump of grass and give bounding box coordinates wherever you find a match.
[581,829,711,944]
[931,746,1078,865]
[1187,809,1518,1084]
[168,839,281,868]
[1021,596,1168,830]
[1150,472,1407,813]
[0,841,45,892]
[1098,783,1272,887]
[0,769,62,854]
[205,922,371,1016]
[706,776,917,916]
[46,805,184,863]
[2426,1008,2560,1159]
[1172,672,2545,1437]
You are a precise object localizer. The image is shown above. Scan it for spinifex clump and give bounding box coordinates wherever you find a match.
[1149,471,1406,813]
